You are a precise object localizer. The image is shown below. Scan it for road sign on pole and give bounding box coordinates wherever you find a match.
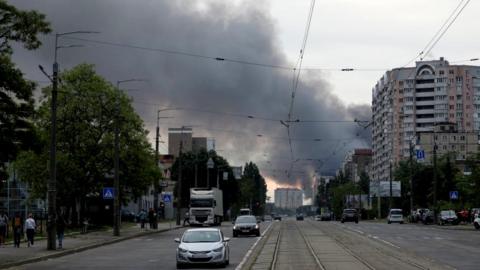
[449,191,459,200]
[103,187,115,200]
[416,149,425,161]
[162,194,172,203]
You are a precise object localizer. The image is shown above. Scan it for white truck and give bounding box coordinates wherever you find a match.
[189,188,223,226]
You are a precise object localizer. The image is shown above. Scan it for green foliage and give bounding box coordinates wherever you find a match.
[239,162,267,215]
[15,64,160,219]
[0,0,51,54]
[330,182,358,218]
[0,1,50,180]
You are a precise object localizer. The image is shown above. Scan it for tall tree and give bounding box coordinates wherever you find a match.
[15,64,160,224]
[0,1,51,180]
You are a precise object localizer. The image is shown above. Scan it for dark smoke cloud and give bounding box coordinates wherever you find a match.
[9,0,371,195]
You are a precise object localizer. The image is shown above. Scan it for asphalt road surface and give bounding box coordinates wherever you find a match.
[337,220,480,270]
[11,222,271,270]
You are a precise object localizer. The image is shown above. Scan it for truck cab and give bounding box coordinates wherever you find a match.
[189,188,223,226]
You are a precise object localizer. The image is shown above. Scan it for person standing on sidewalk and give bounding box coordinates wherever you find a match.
[25,213,36,247]
[12,213,22,248]
[0,211,8,247]
[183,211,190,226]
[56,213,66,249]
[138,209,146,229]
[148,208,155,229]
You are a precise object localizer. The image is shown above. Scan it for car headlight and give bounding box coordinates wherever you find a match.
[178,247,188,253]
[255,224,259,229]
[233,225,237,230]
[213,246,224,253]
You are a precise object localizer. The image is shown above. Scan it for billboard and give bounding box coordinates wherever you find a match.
[379,181,401,197]
[345,194,371,209]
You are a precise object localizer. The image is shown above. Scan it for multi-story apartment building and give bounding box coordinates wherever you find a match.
[274,188,303,209]
[372,57,480,182]
[168,127,209,157]
[342,149,372,182]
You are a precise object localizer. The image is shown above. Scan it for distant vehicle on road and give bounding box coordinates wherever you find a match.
[474,216,480,229]
[321,211,332,221]
[175,228,230,268]
[263,215,273,222]
[189,188,223,226]
[314,215,321,221]
[341,209,358,223]
[239,208,252,216]
[296,213,304,221]
[422,210,434,225]
[387,209,404,224]
[412,208,429,223]
[273,214,282,221]
[233,215,260,237]
[437,210,459,225]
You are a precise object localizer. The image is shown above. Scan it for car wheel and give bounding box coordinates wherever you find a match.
[233,231,238,237]
[256,231,260,237]
[400,221,404,224]
[355,220,358,224]
[341,220,344,223]
[176,262,185,269]
[474,222,480,229]
[388,221,391,224]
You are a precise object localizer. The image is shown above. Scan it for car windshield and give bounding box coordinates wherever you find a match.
[182,231,221,243]
[235,216,256,224]
[390,210,402,215]
[344,209,356,213]
[441,210,455,216]
[190,199,213,208]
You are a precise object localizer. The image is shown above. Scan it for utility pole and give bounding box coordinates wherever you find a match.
[433,139,438,224]
[409,140,414,217]
[114,78,146,236]
[389,161,393,210]
[176,140,183,226]
[47,33,59,250]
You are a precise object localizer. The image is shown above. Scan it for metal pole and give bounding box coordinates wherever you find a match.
[176,140,183,226]
[409,140,414,218]
[433,139,438,224]
[153,110,160,223]
[113,82,120,236]
[207,167,209,188]
[194,164,198,188]
[216,168,219,188]
[47,33,59,250]
[389,161,393,210]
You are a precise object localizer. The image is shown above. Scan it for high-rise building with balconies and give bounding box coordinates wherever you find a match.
[371,57,480,182]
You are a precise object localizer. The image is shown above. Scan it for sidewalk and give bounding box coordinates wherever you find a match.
[363,219,476,231]
[0,221,182,269]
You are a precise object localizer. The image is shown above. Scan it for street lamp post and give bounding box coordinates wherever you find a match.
[114,78,146,236]
[46,30,98,250]
[433,134,438,224]
[207,158,214,188]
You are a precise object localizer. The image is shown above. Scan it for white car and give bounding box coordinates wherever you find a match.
[175,228,230,268]
[474,216,480,230]
[387,209,404,224]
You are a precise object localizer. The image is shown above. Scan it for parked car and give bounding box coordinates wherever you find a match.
[121,209,136,222]
[474,216,480,229]
[412,208,429,223]
[387,209,404,224]
[273,214,282,221]
[422,209,434,225]
[321,211,332,221]
[437,210,459,225]
[296,213,304,221]
[341,209,358,223]
[233,215,260,237]
[175,228,230,268]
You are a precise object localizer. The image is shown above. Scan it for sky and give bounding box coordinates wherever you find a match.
[8,0,479,203]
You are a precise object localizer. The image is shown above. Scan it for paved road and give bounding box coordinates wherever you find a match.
[10,222,271,270]
[338,220,480,270]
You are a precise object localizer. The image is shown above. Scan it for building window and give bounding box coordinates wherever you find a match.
[449,70,454,75]
[450,96,455,100]
[439,70,445,75]
[450,105,455,110]
[460,135,465,141]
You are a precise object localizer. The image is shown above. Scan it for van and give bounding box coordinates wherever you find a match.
[387,209,404,224]
[239,208,252,216]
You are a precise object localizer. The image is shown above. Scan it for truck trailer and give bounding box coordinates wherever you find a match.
[189,188,223,226]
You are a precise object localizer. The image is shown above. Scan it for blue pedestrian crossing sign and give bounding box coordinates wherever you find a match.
[450,191,459,200]
[162,194,172,203]
[103,187,115,200]
[416,149,425,161]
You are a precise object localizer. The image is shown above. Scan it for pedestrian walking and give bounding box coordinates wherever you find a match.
[148,208,155,229]
[12,213,22,248]
[56,213,66,249]
[0,211,8,247]
[138,209,147,229]
[25,213,36,247]
[183,211,190,226]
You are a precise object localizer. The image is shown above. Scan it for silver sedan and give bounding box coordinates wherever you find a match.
[175,228,230,268]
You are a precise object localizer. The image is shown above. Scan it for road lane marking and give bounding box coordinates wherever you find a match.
[235,222,273,270]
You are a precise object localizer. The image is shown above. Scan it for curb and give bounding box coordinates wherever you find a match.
[0,226,182,269]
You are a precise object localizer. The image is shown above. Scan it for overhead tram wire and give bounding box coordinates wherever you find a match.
[285,0,316,178]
